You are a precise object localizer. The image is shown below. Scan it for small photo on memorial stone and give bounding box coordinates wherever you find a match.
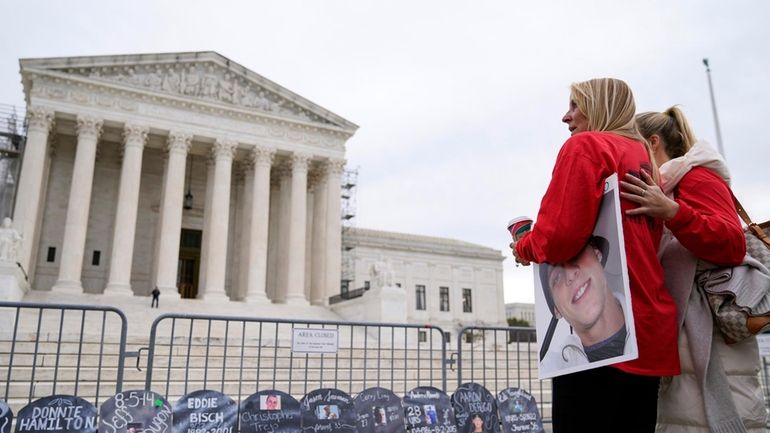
[127,423,143,433]
[259,395,281,411]
[423,405,438,425]
[372,407,387,426]
[315,405,339,420]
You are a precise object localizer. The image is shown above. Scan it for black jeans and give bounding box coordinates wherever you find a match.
[552,366,660,433]
[151,296,159,308]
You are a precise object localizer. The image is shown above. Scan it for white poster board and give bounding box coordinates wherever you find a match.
[756,334,770,356]
[533,173,638,379]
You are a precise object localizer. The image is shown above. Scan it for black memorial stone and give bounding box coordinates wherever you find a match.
[353,387,405,433]
[14,395,96,433]
[239,390,301,433]
[99,390,172,433]
[172,390,237,433]
[451,383,499,433]
[1,401,12,433]
[402,387,457,433]
[496,389,543,433]
[300,388,357,433]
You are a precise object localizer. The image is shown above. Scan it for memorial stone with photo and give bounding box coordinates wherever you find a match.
[496,388,544,433]
[402,387,457,433]
[353,387,406,433]
[240,390,300,433]
[299,389,357,433]
[1,401,11,433]
[450,383,499,433]
[172,390,237,433]
[14,395,96,433]
[99,390,172,433]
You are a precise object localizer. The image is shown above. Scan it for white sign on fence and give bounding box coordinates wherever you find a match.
[291,328,339,353]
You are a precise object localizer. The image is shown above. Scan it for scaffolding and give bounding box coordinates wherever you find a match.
[0,104,26,220]
[340,167,358,294]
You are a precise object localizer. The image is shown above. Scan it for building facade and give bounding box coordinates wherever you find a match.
[505,302,536,326]
[14,51,356,305]
[339,228,507,339]
[9,51,507,329]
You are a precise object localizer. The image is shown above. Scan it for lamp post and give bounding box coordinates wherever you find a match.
[703,58,725,158]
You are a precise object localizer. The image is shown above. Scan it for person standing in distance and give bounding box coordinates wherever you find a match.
[511,78,679,433]
[151,286,160,308]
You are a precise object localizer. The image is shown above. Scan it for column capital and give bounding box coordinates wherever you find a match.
[251,145,276,167]
[274,161,292,179]
[291,152,312,172]
[212,138,238,161]
[325,158,346,175]
[26,106,55,133]
[123,123,149,148]
[76,115,103,140]
[307,167,325,191]
[238,158,255,175]
[166,131,193,154]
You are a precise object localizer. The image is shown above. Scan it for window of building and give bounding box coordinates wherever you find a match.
[364,280,370,290]
[418,330,427,343]
[396,283,401,288]
[415,285,426,310]
[440,287,450,312]
[444,332,451,343]
[92,250,101,266]
[462,288,473,313]
[46,247,56,263]
[465,332,474,343]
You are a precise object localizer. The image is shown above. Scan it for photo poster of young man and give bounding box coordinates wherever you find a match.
[533,173,638,379]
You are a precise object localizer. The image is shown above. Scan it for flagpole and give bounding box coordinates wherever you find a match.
[703,58,725,158]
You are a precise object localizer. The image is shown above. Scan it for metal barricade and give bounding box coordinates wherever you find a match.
[0,301,128,414]
[144,314,447,402]
[455,325,551,425]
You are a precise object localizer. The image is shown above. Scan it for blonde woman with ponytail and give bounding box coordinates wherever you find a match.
[622,106,767,433]
[511,78,679,433]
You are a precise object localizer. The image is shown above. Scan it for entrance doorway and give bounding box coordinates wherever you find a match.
[177,229,202,299]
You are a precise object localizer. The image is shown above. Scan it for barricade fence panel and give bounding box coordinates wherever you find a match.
[0,301,128,414]
[4,300,770,431]
[455,326,551,425]
[144,314,448,402]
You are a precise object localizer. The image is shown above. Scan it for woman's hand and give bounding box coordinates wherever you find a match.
[620,171,679,220]
[509,240,531,266]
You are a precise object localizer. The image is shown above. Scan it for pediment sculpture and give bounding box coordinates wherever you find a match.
[56,63,333,125]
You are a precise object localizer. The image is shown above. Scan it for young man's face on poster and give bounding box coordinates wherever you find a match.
[547,243,610,332]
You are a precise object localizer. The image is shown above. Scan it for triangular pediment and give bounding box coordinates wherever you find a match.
[20,51,357,131]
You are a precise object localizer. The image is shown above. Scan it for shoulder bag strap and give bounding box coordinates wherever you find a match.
[732,192,770,248]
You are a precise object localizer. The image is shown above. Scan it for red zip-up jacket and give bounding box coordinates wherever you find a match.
[668,166,745,265]
[516,131,680,376]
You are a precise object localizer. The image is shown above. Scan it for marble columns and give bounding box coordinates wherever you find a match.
[243,146,275,303]
[200,139,237,300]
[285,153,310,305]
[153,131,192,298]
[104,124,149,294]
[324,159,345,300]
[52,116,103,292]
[13,106,54,276]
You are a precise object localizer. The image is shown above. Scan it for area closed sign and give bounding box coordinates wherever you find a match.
[291,328,339,353]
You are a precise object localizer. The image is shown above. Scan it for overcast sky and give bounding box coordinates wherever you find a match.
[1,0,768,303]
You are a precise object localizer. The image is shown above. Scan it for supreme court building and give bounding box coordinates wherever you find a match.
[8,51,506,330]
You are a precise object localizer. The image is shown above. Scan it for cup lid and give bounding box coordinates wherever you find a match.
[507,216,532,229]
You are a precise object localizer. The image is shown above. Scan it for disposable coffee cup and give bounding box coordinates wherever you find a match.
[507,216,533,241]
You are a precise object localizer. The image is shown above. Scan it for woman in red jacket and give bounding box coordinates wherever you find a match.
[512,78,679,433]
[621,107,765,432]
